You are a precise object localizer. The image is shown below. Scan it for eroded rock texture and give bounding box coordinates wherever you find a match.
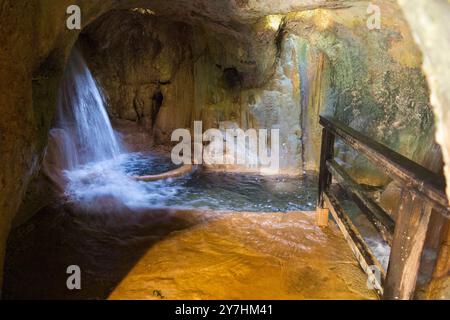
[77,1,441,178]
[397,0,450,300]
[0,0,447,295]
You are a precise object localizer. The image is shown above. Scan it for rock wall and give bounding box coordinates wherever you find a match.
[79,10,304,174]
[397,0,450,183]
[397,0,450,299]
[79,1,441,179]
[285,2,442,183]
[0,0,135,295]
[80,10,196,146]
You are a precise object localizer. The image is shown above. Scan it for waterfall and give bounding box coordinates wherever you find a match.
[55,47,121,170]
[47,46,158,208]
[46,46,176,209]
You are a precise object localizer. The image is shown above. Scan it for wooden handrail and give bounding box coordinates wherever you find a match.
[327,159,395,245]
[317,115,449,300]
[320,116,449,217]
[324,190,385,296]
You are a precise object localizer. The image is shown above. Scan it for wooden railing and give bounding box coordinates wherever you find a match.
[317,115,450,300]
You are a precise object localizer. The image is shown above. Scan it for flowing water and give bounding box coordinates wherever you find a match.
[55,46,121,169]
[64,151,317,212]
[51,48,158,208]
[3,48,376,299]
[123,153,318,212]
[49,48,318,213]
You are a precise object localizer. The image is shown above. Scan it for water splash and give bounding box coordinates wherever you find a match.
[64,154,180,210]
[50,47,160,208]
[55,46,121,169]
[365,237,391,271]
[51,48,316,213]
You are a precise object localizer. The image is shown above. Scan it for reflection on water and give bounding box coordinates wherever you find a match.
[65,152,317,213]
[148,170,317,212]
[120,152,180,176]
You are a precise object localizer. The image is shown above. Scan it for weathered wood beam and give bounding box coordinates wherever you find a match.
[327,159,395,245]
[317,128,335,225]
[324,190,385,296]
[318,128,335,207]
[320,116,449,218]
[426,220,450,298]
[432,220,450,280]
[383,190,433,300]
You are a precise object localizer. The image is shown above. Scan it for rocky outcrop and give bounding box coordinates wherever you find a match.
[284,2,442,183]
[397,0,450,299]
[397,0,450,197]
[80,10,196,140]
[77,1,440,178]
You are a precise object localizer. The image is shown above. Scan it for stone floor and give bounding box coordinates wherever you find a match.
[4,205,376,300]
[109,211,376,300]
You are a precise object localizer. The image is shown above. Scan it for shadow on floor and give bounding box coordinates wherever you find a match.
[3,200,207,300]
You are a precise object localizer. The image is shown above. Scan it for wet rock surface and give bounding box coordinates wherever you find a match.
[4,204,376,300]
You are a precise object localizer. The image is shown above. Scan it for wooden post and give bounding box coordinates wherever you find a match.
[316,128,334,226]
[383,189,433,300]
[316,206,329,227]
[426,220,450,299]
[432,221,450,280]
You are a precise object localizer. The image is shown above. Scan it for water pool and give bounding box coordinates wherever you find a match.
[125,152,317,212]
[120,152,181,176]
[65,152,318,212]
[141,170,317,212]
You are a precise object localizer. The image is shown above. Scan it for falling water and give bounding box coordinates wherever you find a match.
[55,47,121,169]
[50,46,164,208]
[51,47,316,212]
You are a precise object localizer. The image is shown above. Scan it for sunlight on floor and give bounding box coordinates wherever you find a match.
[109,211,377,300]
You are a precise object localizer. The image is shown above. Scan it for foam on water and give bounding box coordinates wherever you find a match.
[53,48,179,208]
[365,237,391,271]
[64,154,181,209]
[54,47,317,213]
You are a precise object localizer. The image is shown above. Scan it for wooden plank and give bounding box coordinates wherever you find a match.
[432,220,450,280]
[324,190,385,296]
[320,116,449,217]
[383,189,433,300]
[327,159,395,245]
[316,128,335,226]
[318,128,335,207]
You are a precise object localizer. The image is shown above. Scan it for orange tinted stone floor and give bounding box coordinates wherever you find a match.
[109,211,376,300]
